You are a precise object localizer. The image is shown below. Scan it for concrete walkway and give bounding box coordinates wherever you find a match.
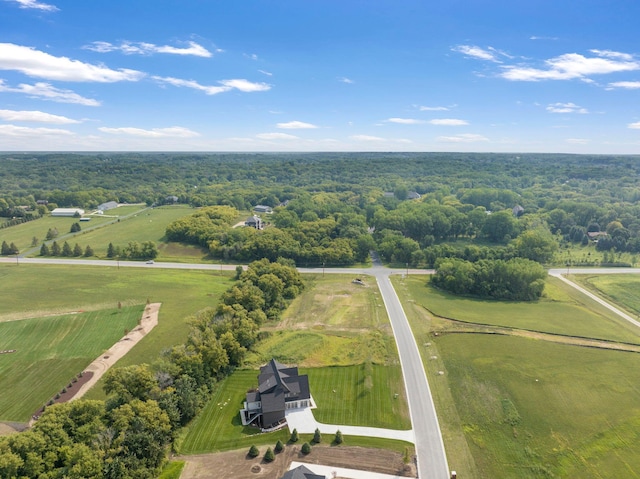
[289,461,412,479]
[285,406,415,444]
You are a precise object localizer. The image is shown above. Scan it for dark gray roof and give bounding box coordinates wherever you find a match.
[246,391,259,403]
[260,385,285,413]
[280,465,325,479]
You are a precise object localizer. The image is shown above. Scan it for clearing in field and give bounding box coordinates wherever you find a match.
[395,274,640,478]
[0,306,142,422]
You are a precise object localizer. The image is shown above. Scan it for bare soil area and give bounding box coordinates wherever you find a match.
[179,444,416,479]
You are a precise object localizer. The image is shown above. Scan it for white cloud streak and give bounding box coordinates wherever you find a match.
[256,132,298,140]
[608,81,640,89]
[0,80,101,106]
[153,76,271,95]
[83,41,214,58]
[0,43,144,82]
[429,118,468,126]
[386,118,424,124]
[9,0,58,11]
[98,126,200,138]
[339,77,354,84]
[546,102,588,114]
[276,121,318,129]
[0,109,79,124]
[453,45,501,62]
[0,124,72,137]
[500,50,640,81]
[350,134,385,141]
[628,122,640,129]
[419,106,449,111]
[437,133,488,143]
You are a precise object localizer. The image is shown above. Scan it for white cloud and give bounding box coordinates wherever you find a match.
[245,53,259,61]
[0,43,144,82]
[437,133,488,143]
[0,124,72,137]
[419,105,449,111]
[386,118,425,124]
[500,50,640,81]
[546,102,588,114]
[429,119,468,126]
[350,134,385,141]
[84,41,214,58]
[453,45,500,62]
[98,126,199,138]
[339,77,354,84]
[154,76,271,95]
[276,121,318,129]
[256,132,298,140]
[258,69,273,76]
[0,80,101,106]
[566,138,590,144]
[529,36,559,41]
[9,0,58,11]
[0,109,79,124]
[628,122,640,129]
[608,81,640,89]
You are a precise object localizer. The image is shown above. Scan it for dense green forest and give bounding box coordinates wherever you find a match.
[3,152,640,271]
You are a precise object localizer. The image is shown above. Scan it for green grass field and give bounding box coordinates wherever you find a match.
[0,263,232,402]
[0,306,142,422]
[403,275,640,344]
[573,274,640,316]
[395,274,640,478]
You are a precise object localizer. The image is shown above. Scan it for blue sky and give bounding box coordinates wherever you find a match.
[1,0,640,153]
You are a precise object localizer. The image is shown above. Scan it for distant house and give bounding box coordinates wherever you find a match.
[407,191,421,200]
[97,201,118,211]
[165,195,179,204]
[512,205,524,217]
[253,205,273,214]
[280,465,325,479]
[51,208,85,217]
[36,200,48,206]
[587,231,607,241]
[245,215,263,230]
[240,359,311,430]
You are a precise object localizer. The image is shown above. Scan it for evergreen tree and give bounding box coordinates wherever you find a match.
[73,243,83,257]
[51,241,61,256]
[301,442,311,454]
[107,242,115,258]
[248,445,259,458]
[264,447,274,462]
[1,240,9,255]
[313,428,321,444]
[45,227,58,240]
[84,245,94,257]
[40,243,50,256]
[70,222,81,233]
[334,430,343,444]
[274,440,283,453]
[290,428,298,443]
[62,241,73,257]
[9,242,18,255]
[31,236,39,247]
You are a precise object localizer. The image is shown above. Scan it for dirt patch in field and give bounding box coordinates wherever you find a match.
[179,444,416,479]
[0,422,27,437]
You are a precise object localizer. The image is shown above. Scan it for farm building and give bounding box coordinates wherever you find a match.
[253,204,273,214]
[240,359,311,430]
[97,201,118,211]
[51,208,84,217]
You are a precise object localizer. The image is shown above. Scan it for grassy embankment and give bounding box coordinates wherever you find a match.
[180,273,412,455]
[0,263,232,408]
[394,274,640,478]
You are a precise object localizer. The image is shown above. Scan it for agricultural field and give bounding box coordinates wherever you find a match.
[0,306,142,422]
[0,263,233,402]
[395,274,640,478]
[181,273,411,455]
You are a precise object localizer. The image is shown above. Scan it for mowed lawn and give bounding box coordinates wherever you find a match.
[575,273,640,316]
[0,306,141,422]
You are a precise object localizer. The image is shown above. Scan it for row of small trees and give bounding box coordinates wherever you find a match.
[40,241,94,257]
[248,428,343,461]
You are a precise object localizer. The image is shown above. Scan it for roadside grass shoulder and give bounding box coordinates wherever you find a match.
[0,306,142,422]
[573,274,640,316]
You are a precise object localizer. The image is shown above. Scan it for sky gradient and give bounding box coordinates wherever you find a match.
[1,0,640,153]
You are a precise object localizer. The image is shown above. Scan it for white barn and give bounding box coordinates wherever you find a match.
[51,208,85,217]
